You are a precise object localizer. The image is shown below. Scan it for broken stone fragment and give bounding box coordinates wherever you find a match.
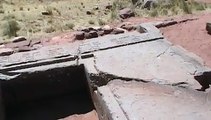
[97,30,104,36]
[75,31,85,40]
[119,8,135,19]
[89,31,98,38]
[0,48,14,56]
[111,28,125,34]
[118,22,135,31]
[102,25,113,34]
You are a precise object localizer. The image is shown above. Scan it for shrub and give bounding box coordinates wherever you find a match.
[98,19,106,26]
[44,26,55,33]
[3,19,20,38]
[150,9,158,17]
[65,22,75,30]
[180,0,192,14]
[88,20,95,25]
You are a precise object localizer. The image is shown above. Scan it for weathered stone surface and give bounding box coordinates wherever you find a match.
[0,48,13,56]
[119,8,135,19]
[94,86,127,120]
[97,80,211,120]
[94,38,206,88]
[0,43,78,67]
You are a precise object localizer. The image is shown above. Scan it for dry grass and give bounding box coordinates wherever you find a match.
[0,0,114,41]
[0,0,210,41]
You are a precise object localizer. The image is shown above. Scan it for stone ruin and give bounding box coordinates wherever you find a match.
[0,22,211,120]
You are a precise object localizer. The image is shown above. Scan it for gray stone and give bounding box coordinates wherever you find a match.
[119,8,135,19]
[96,80,211,120]
[93,38,206,88]
[79,30,163,54]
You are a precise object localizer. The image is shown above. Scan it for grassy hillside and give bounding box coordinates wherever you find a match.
[0,0,209,41]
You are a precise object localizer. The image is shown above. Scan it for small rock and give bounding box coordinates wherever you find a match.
[119,22,135,31]
[42,11,52,15]
[93,6,99,10]
[0,48,14,56]
[91,26,102,31]
[89,31,98,38]
[11,36,27,43]
[86,10,94,15]
[85,33,91,39]
[135,26,147,33]
[105,4,112,9]
[102,25,113,34]
[79,27,90,32]
[97,31,104,36]
[75,31,85,40]
[119,8,135,19]
[206,23,211,34]
[111,28,125,34]
[143,0,157,10]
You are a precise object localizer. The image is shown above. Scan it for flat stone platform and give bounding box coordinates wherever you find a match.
[0,23,210,120]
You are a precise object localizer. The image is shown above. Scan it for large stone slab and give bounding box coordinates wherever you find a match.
[79,30,163,54]
[96,80,211,120]
[94,38,207,88]
[0,42,79,67]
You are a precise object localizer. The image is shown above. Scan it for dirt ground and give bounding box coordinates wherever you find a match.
[120,11,211,68]
[159,12,211,67]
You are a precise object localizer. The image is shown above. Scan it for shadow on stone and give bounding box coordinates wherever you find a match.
[0,65,95,120]
[194,71,211,91]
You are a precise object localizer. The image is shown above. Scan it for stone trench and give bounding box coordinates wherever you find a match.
[0,23,211,120]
